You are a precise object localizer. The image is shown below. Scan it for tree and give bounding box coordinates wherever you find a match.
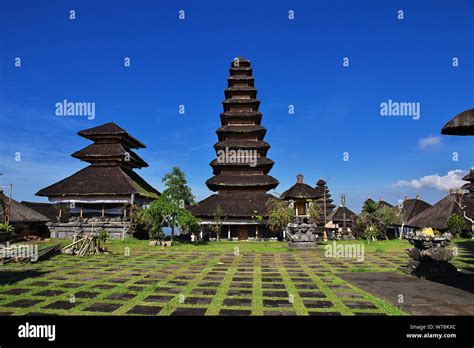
[362,199,378,214]
[138,186,200,242]
[252,210,264,239]
[177,209,201,235]
[374,206,401,239]
[140,167,198,241]
[447,213,466,236]
[356,200,400,241]
[137,197,171,240]
[306,199,321,224]
[266,198,293,233]
[210,204,224,240]
[396,200,409,239]
[448,190,473,225]
[162,166,195,207]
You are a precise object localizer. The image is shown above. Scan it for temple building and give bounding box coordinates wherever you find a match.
[378,198,394,209]
[314,179,335,224]
[280,174,319,217]
[0,192,50,238]
[326,205,357,232]
[36,122,160,238]
[394,195,432,238]
[441,108,474,136]
[189,57,279,240]
[406,171,474,231]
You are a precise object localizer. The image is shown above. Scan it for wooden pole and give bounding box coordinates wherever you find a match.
[5,185,12,225]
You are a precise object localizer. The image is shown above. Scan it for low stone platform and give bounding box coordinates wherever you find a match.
[49,221,132,239]
[339,271,474,315]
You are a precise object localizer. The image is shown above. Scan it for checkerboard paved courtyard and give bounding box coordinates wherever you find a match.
[0,246,411,316]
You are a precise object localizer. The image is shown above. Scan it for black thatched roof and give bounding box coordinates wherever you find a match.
[462,169,474,182]
[378,200,394,209]
[214,140,270,153]
[188,192,276,218]
[281,175,319,200]
[220,111,262,125]
[36,165,160,199]
[78,122,146,148]
[224,86,257,96]
[281,183,320,200]
[462,169,474,194]
[314,179,335,212]
[441,108,474,136]
[0,194,49,223]
[216,125,266,140]
[401,198,432,221]
[210,157,274,174]
[406,193,474,230]
[72,143,148,168]
[327,206,358,222]
[206,174,279,191]
[21,202,71,223]
[38,122,158,202]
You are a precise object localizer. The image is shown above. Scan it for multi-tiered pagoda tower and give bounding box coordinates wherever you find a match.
[315,179,335,224]
[37,122,159,238]
[189,57,279,240]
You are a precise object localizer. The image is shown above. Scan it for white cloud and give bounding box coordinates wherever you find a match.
[394,169,467,191]
[417,135,442,150]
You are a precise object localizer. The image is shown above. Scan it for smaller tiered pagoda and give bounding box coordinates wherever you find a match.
[37,122,159,238]
[314,179,335,224]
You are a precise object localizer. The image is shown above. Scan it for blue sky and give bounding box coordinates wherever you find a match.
[0,0,473,212]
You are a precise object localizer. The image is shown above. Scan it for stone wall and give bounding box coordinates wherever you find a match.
[48,221,132,239]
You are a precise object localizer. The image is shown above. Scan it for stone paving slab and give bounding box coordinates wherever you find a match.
[0,249,426,316]
[339,272,474,315]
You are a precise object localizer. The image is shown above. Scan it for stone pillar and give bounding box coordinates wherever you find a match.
[227,226,231,240]
[200,230,203,240]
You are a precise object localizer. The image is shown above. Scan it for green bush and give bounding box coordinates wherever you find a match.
[0,223,14,233]
[447,214,466,237]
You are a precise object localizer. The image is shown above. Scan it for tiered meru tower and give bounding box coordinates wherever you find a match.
[315,179,335,224]
[189,57,279,240]
[37,122,159,238]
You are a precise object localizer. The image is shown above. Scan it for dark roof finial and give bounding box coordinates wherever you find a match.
[296,174,304,183]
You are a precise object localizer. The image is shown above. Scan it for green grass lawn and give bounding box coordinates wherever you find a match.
[36,236,419,253]
[0,238,471,316]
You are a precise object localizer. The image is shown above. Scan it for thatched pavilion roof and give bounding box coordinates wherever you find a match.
[188,192,276,218]
[37,122,159,202]
[378,199,394,209]
[441,108,474,136]
[406,193,474,230]
[462,169,474,194]
[72,143,148,168]
[21,202,70,223]
[36,166,159,200]
[78,122,146,148]
[280,175,319,200]
[327,206,358,223]
[400,197,432,221]
[0,194,49,223]
[206,174,278,192]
